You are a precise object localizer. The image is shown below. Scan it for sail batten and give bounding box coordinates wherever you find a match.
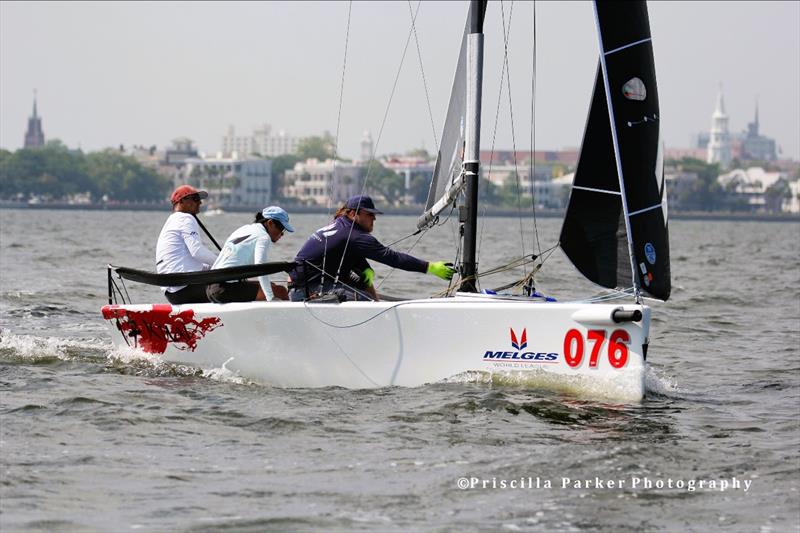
[604,37,652,56]
[629,203,663,217]
[572,185,622,196]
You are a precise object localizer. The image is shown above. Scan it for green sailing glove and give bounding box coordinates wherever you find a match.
[361,267,375,287]
[427,261,455,280]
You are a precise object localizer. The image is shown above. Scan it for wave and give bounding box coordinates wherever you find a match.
[0,330,250,385]
[0,330,109,363]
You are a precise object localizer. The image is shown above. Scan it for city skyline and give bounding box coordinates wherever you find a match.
[1,1,799,160]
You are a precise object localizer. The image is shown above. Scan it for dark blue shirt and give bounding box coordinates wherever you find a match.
[289,216,428,287]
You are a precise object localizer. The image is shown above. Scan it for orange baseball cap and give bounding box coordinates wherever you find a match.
[170,185,208,205]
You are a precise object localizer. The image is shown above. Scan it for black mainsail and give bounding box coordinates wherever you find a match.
[560,0,670,301]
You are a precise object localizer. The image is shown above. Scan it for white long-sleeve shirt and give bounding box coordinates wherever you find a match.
[155,212,218,293]
[210,222,274,301]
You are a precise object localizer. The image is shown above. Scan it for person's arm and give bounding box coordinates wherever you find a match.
[354,233,428,273]
[181,216,218,266]
[254,236,275,301]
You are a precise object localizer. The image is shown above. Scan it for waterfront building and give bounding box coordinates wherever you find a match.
[664,169,699,210]
[221,124,299,158]
[164,138,198,167]
[180,155,272,208]
[24,92,45,148]
[717,167,788,212]
[785,181,800,214]
[483,163,560,189]
[707,86,732,168]
[480,149,579,168]
[692,131,710,150]
[665,147,707,161]
[381,155,435,204]
[283,159,362,206]
[741,102,777,161]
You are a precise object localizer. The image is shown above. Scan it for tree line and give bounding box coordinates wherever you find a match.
[2,139,792,211]
[0,140,171,202]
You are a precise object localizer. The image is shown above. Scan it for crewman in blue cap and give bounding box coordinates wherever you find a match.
[288,195,454,301]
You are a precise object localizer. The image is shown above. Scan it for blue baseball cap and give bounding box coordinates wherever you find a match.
[345,195,383,214]
[261,206,295,232]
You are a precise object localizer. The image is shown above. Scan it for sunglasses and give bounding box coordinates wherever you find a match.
[269,219,286,236]
[184,194,202,203]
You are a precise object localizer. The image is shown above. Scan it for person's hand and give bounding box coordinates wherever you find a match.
[361,267,375,287]
[427,261,455,280]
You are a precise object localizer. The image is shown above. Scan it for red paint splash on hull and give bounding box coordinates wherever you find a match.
[102,304,222,354]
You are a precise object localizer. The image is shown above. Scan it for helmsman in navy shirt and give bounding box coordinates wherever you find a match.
[288,195,455,301]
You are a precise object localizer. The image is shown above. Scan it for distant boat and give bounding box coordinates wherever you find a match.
[101,0,669,403]
[204,206,225,216]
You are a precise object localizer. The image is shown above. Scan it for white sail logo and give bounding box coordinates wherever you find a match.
[622,77,646,101]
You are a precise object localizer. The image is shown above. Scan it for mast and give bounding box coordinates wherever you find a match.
[459,0,486,292]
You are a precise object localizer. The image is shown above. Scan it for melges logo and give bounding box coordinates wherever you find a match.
[482,327,558,363]
[511,328,527,350]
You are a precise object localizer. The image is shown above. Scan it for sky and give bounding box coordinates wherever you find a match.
[1,1,799,160]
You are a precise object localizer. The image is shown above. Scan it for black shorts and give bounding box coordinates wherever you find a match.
[206,281,259,303]
[165,284,209,304]
[289,281,372,302]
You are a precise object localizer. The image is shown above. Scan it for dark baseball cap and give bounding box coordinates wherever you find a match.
[345,195,383,214]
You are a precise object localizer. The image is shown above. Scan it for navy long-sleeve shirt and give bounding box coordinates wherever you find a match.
[289,216,428,287]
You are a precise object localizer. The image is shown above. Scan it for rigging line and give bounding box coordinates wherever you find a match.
[498,0,529,280]
[303,299,400,328]
[447,229,464,296]
[302,260,376,302]
[529,0,542,258]
[305,322,381,386]
[334,0,423,286]
[477,0,513,270]
[385,228,423,248]
[566,288,636,304]
[118,274,131,305]
[406,0,439,153]
[320,1,353,293]
[328,0,352,205]
[375,227,429,291]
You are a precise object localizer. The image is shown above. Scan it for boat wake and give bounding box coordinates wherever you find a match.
[443,364,683,403]
[106,345,249,384]
[0,330,109,364]
[643,364,683,398]
[0,330,249,385]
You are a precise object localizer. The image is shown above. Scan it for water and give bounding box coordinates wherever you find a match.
[1,208,798,531]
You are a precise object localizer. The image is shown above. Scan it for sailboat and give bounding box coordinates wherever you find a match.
[101,1,669,403]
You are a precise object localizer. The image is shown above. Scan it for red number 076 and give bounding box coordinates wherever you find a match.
[563,329,630,369]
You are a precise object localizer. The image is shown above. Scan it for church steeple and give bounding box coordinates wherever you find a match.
[753,98,759,135]
[24,90,45,148]
[707,84,731,167]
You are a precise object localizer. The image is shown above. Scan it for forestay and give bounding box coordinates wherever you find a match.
[560,1,670,301]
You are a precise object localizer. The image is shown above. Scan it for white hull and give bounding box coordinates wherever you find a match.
[102,295,651,402]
